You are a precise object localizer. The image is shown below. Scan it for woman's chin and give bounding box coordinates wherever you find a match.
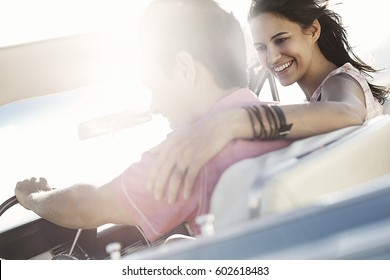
[277,78,295,87]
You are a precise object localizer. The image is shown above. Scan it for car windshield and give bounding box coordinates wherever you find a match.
[0,81,174,231]
[0,0,388,233]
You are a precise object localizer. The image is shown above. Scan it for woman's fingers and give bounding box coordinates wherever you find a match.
[151,156,174,200]
[148,113,231,203]
[148,131,189,200]
[183,163,202,200]
[148,141,171,191]
[167,166,188,204]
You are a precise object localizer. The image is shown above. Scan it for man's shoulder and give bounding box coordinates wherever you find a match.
[211,88,261,113]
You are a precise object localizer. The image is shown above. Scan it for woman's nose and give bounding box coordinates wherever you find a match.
[267,46,282,65]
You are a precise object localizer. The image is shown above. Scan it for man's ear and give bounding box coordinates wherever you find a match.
[175,51,196,85]
[310,19,321,42]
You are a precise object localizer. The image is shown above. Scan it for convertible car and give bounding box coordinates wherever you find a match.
[0,0,389,260]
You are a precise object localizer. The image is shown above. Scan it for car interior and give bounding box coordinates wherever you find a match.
[0,23,389,260]
[130,80,390,260]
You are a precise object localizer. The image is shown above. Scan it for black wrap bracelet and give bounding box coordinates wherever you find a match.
[244,104,293,140]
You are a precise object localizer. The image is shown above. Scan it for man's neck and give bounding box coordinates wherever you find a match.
[193,84,241,120]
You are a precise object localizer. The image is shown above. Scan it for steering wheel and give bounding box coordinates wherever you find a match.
[0,195,18,217]
[0,195,83,260]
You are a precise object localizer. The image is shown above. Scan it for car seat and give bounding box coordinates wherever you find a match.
[211,114,390,229]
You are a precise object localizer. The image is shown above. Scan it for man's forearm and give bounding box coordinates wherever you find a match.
[24,184,104,229]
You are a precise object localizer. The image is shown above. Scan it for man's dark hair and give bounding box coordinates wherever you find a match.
[139,0,248,89]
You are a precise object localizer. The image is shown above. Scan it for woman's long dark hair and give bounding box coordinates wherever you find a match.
[248,0,389,104]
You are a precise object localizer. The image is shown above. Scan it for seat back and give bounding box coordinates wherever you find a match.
[252,114,390,217]
[211,114,390,229]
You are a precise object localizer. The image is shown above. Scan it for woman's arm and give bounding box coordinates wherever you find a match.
[148,74,367,203]
[282,74,366,138]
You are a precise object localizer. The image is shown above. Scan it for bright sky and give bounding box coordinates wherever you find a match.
[330,0,387,52]
[0,0,387,101]
[0,0,387,106]
[0,0,386,53]
[224,0,387,55]
[0,0,150,46]
[0,0,387,99]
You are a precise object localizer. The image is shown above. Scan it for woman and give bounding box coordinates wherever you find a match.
[148,0,389,203]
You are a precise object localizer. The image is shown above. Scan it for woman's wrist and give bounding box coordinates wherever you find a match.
[244,105,293,140]
[223,108,253,140]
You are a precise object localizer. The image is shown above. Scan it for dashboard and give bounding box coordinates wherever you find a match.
[0,194,193,261]
[0,217,150,260]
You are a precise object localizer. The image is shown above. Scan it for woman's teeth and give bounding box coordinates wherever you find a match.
[274,61,293,72]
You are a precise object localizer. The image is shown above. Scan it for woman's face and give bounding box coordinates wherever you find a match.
[249,12,319,87]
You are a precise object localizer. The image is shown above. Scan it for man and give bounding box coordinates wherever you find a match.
[15,0,290,242]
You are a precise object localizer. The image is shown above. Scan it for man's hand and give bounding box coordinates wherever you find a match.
[15,177,51,209]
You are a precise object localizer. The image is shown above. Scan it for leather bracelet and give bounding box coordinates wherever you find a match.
[270,105,293,137]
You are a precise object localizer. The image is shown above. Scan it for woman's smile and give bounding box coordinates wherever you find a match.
[273,60,294,73]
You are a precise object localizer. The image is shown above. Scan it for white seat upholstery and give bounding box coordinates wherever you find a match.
[211,114,390,229]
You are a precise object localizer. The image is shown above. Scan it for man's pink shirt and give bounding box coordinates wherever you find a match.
[112,88,291,241]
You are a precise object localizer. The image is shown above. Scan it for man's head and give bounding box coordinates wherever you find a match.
[139,0,247,128]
